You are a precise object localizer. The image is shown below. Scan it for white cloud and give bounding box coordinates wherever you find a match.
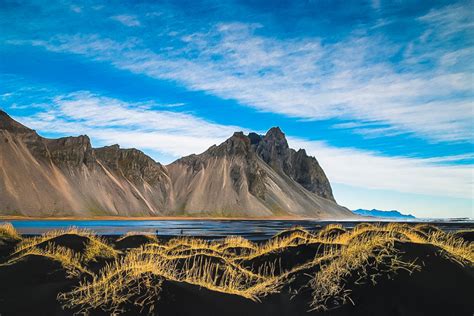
[19,91,239,157]
[12,91,472,200]
[70,5,82,13]
[288,137,473,200]
[418,4,474,38]
[13,9,473,143]
[110,14,141,27]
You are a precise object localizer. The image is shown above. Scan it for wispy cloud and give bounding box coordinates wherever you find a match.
[418,4,474,38]
[10,3,473,143]
[17,91,239,157]
[110,14,141,27]
[288,138,473,200]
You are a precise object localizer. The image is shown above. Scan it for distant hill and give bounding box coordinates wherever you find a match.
[353,209,416,220]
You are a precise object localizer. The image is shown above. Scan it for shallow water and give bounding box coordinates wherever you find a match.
[3,219,473,240]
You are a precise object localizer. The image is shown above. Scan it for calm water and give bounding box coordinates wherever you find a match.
[3,219,473,240]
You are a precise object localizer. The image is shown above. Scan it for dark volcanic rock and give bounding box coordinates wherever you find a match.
[46,135,94,168]
[94,145,168,186]
[255,127,334,201]
[210,131,252,156]
[0,110,34,134]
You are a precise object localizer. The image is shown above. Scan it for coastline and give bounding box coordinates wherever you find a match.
[0,215,321,221]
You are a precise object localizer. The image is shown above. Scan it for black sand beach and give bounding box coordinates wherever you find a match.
[0,223,473,316]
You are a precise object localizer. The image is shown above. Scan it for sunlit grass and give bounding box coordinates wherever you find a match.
[116,231,159,243]
[428,231,473,265]
[11,227,119,264]
[13,227,93,255]
[83,237,120,263]
[0,222,21,241]
[0,223,471,314]
[309,232,420,311]
[2,242,91,278]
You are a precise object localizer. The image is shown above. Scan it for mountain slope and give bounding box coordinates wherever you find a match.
[167,131,351,218]
[0,111,171,216]
[0,110,352,218]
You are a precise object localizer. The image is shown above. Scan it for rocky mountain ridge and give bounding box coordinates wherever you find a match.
[0,110,352,218]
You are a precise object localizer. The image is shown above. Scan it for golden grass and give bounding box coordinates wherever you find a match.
[13,227,92,254]
[309,232,420,311]
[217,235,257,251]
[0,223,471,314]
[83,237,120,262]
[59,253,172,314]
[0,222,21,241]
[59,246,283,314]
[12,227,120,263]
[116,231,159,243]
[2,242,90,278]
[427,231,474,265]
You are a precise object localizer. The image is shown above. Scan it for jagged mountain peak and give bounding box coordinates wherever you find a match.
[206,131,251,156]
[173,127,335,202]
[0,110,348,218]
[264,126,286,139]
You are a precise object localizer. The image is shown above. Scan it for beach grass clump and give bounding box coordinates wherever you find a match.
[0,222,21,241]
[13,227,93,255]
[83,237,120,263]
[11,227,120,264]
[318,224,346,236]
[48,223,472,314]
[116,231,159,243]
[59,241,283,314]
[427,231,473,266]
[2,242,90,278]
[309,232,420,311]
[272,226,317,240]
[246,230,318,260]
[217,235,257,250]
[59,252,173,314]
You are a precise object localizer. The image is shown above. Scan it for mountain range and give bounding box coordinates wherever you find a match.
[352,209,416,220]
[0,110,353,218]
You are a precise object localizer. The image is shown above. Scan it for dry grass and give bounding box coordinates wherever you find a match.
[2,242,90,278]
[12,227,120,263]
[116,231,159,243]
[0,222,21,241]
[59,244,283,314]
[1,223,471,314]
[12,227,92,254]
[427,231,474,265]
[309,232,420,311]
[83,237,120,263]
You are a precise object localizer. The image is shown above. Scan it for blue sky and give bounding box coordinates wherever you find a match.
[1,0,473,218]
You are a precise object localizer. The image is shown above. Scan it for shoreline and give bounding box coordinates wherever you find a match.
[0,215,326,221]
[1,216,469,224]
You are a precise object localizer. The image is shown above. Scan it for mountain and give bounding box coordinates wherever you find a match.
[0,110,353,218]
[352,209,416,220]
[167,129,347,217]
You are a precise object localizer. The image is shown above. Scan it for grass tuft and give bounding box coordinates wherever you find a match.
[0,222,21,241]
[2,223,470,314]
